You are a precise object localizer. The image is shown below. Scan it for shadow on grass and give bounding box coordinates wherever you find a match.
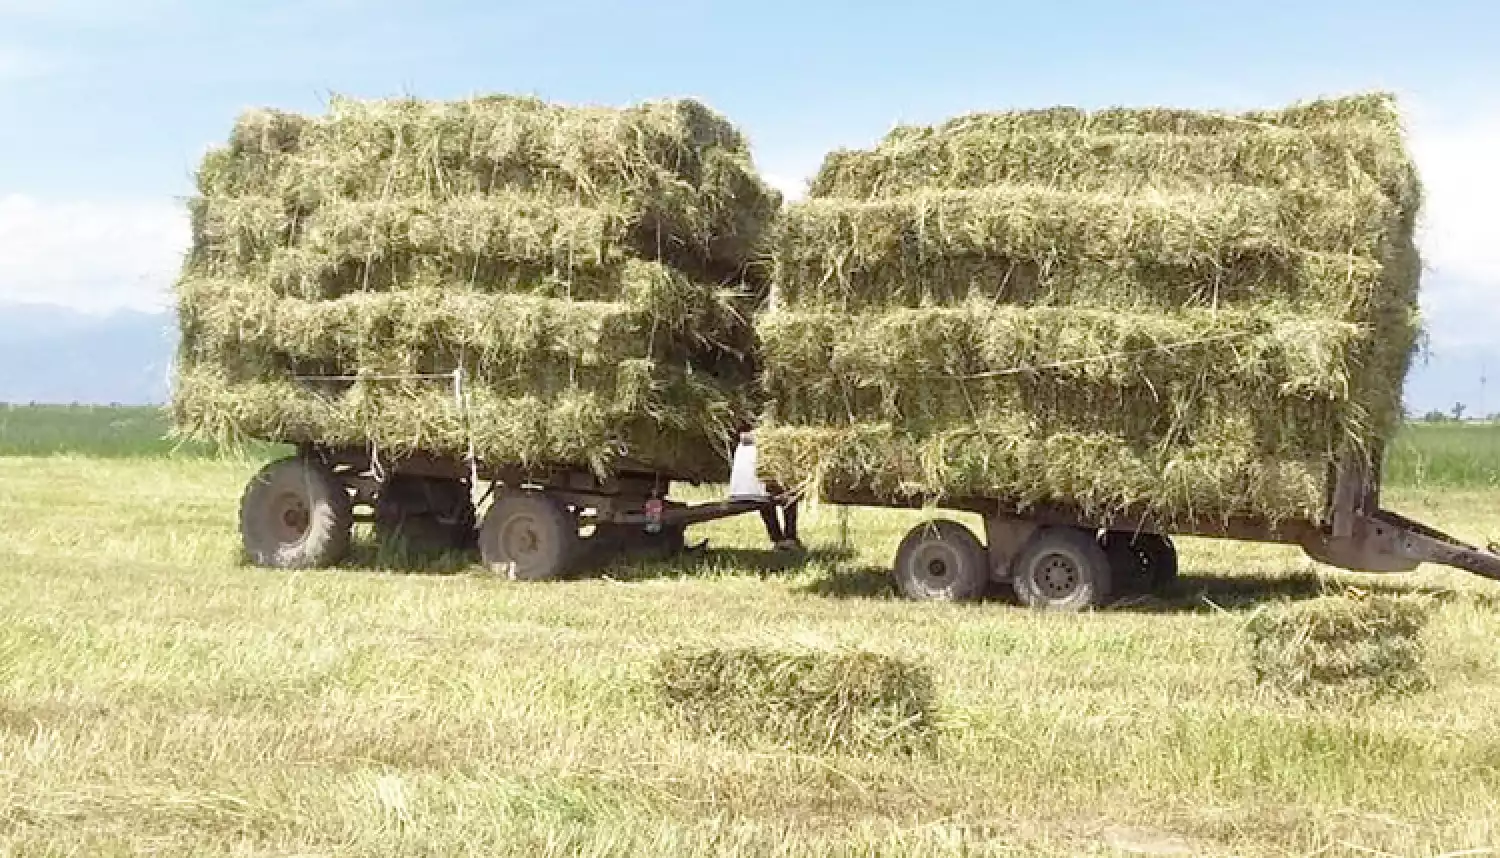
[259,535,850,582]
[1113,570,1492,614]
[796,565,1034,603]
[344,537,477,576]
[796,565,897,600]
[588,544,854,583]
[794,565,1493,612]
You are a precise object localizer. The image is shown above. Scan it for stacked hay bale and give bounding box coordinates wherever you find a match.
[173,96,779,479]
[758,94,1421,525]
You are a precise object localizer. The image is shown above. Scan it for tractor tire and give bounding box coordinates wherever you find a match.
[239,456,353,569]
[1012,527,1113,611]
[479,491,580,581]
[892,519,989,602]
[1102,531,1178,594]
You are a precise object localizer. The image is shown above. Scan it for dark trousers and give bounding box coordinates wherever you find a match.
[759,499,799,544]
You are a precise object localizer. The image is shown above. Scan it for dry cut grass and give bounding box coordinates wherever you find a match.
[2,454,1500,855]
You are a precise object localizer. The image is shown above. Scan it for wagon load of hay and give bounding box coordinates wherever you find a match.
[758,94,1421,524]
[173,95,780,478]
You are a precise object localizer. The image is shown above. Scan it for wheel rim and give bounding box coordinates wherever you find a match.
[499,513,550,572]
[909,540,965,591]
[270,491,311,544]
[1035,551,1082,600]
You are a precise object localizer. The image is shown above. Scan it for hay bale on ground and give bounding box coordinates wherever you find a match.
[1247,594,1430,702]
[174,95,779,480]
[654,646,935,754]
[758,94,1420,525]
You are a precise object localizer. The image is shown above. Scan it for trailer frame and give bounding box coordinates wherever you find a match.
[236,440,1500,610]
[818,445,1500,609]
[235,443,771,579]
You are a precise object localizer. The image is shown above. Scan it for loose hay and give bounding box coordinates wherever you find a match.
[174,95,780,479]
[1246,594,1431,702]
[759,94,1421,525]
[654,646,936,754]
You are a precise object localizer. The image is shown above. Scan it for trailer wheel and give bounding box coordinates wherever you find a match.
[1012,527,1112,611]
[892,519,989,601]
[375,476,476,556]
[479,491,580,581]
[1103,531,1178,593]
[239,456,352,569]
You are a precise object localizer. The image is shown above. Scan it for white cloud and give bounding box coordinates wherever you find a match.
[1412,120,1500,285]
[0,195,190,314]
[1410,117,1500,350]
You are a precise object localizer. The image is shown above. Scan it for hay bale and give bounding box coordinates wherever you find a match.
[758,94,1421,525]
[1247,595,1430,702]
[174,95,778,479]
[654,646,935,754]
[773,185,1399,311]
[173,362,737,478]
[812,105,1418,204]
[197,95,778,278]
[756,424,1330,522]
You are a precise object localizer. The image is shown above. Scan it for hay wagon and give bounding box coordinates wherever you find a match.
[237,435,1500,612]
[835,451,1500,612]
[238,442,770,580]
[208,91,1500,610]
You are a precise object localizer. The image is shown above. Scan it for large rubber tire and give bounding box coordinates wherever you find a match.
[239,456,353,569]
[1012,527,1113,612]
[375,476,476,555]
[479,492,580,581]
[892,519,989,602]
[1102,531,1178,594]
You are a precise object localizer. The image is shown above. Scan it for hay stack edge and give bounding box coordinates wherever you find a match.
[1247,594,1430,702]
[173,95,780,480]
[757,94,1421,526]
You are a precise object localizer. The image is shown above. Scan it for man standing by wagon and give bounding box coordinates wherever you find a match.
[730,428,802,552]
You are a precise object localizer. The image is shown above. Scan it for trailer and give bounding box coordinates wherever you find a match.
[822,451,1500,611]
[238,438,1500,611]
[238,444,769,580]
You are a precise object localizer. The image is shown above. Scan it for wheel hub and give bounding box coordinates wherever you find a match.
[501,515,545,564]
[271,491,311,543]
[1037,553,1080,599]
[913,542,960,586]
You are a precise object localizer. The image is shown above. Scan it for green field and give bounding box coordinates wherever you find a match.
[1384,421,1500,487]
[0,404,285,459]
[3,406,1500,855]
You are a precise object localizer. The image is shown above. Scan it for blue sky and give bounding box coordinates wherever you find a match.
[1,0,1497,412]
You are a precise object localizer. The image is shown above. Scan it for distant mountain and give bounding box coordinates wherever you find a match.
[0,304,174,405]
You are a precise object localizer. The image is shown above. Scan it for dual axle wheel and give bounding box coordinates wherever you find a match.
[240,457,478,568]
[239,455,682,581]
[892,519,1178,611]
[240,456,1171,611]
